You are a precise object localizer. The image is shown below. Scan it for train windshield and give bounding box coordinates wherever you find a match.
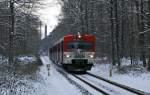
[67,41,93,50]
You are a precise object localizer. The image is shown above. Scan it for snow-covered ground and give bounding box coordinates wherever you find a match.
[79,74,136,95]
[0,55,83,95]
[40,56,145,95]
[1,55,150,94]
[90,58,150,93]
[15,55,37,64]
[39,56,82,95]
[0,55,37,65]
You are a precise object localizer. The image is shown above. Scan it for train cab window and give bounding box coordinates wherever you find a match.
[67,41,93,50]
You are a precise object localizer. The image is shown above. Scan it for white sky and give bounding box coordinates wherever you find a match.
[37,0,62,38]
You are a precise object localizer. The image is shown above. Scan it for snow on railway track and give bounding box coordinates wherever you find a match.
[55,65,149,95]
[54,64,106,95]
[40,56,150,95]
[76,74,138,95]
[72,74,110,95]
[72,72,150,95]
[54,64,133,95]
[86,72,150,95]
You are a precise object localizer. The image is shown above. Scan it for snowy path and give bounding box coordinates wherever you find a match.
[40,56,51,65]
[40,56,82,95]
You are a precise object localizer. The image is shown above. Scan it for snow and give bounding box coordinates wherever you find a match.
[0,56,82,95]
[1,55,149,95]
[40,56,104,95]
[65,73,103,95]
[79,75,136,95]
[90,58,150,93]
[40,56,51,65]
[16,55,37,64]
[40,56,82,95]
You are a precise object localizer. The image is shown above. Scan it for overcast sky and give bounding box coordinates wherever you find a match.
[37,0,62,38]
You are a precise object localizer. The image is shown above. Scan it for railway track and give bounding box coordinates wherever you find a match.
[53,63,149,95]
[54,64,110,95]
[85,72,150,95]
[72,74,110,95]
[73,74,138,95]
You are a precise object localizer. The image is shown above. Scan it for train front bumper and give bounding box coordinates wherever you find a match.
[63,59,93,71]
[63,64,93,71]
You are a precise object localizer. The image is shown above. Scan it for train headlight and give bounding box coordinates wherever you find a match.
[78,35,81,38]
[66,54,70,58]
[90,55,94,58]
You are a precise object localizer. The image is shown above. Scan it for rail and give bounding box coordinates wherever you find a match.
[72,74,109,95]
[53,63,110,95]
[87,72,149,95]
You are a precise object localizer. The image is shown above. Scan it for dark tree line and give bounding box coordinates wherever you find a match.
[49,0,150,70]
[0,0,42,60]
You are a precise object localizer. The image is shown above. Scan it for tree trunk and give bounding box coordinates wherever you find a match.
[110,0,115,65]
[9,0,15,64]
[114,0,120,67]
[147,0,150,70]
[120,0,125,58]
[139,0,146,67]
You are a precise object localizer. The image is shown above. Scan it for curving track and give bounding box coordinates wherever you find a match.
[53,62,149,95]
[86,72,149,95]
[74,72,150,95]
[54,64,110,95]
[72,74,110,95]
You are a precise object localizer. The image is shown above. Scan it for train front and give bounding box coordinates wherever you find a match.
[63,34,96,71]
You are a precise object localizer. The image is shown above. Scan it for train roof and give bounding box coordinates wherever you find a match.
[50,34,96,49]
[64,34,95,38]
[64,34,95,41]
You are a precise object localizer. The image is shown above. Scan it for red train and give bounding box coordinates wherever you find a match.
[49,34,96,71]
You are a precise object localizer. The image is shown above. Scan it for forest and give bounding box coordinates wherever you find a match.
[49,0,150,70]
[0,0,150,94]
[1,0,150,70]
[0,0,42,63]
